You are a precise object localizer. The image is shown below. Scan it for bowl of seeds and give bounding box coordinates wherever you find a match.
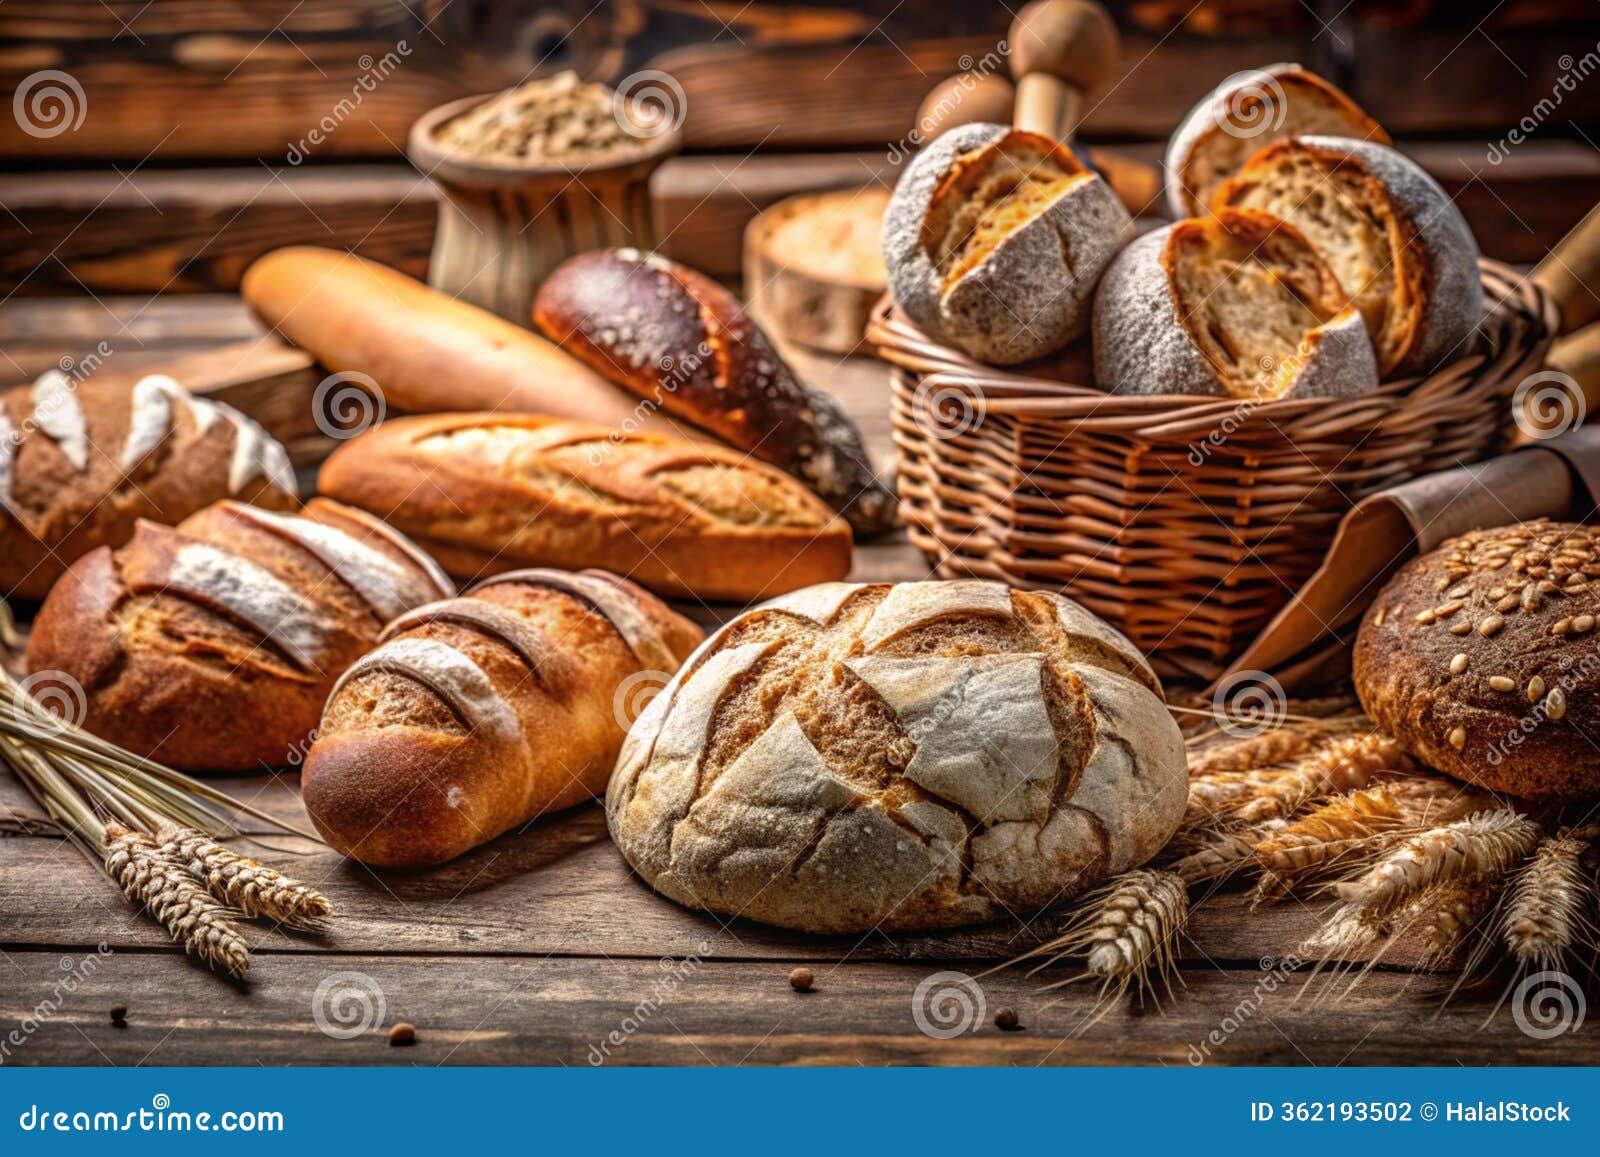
[408,71,684,322]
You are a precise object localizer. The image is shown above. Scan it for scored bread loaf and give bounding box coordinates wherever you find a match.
[1164,63,1389,218]
[532,248,897,537]
[1211,135,1483,377]
[24,497,454,771]
[883,123,1133,365]
[1092,209,1379,400]
[303,568,704,867]
[1354,521,1600,801]
[316,413,853,602]
[607,579,1187,933]
[2,371,297,601]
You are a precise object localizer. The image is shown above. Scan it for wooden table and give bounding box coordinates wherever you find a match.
[1,294,1594,1067]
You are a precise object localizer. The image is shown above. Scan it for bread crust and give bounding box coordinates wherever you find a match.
[1354,521,1600,801]
[302,568,703,867]
[533,248,897,537]
[1164,63,1390,218]
[1092,212,1379,399]
[1,372,298,601]
[23,498,453,772]
[883,123,1133,365]
[607,579,1187,933]
[1213,135,1483,377]
[316,413,853,602]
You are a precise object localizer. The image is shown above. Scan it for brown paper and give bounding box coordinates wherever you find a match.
[1218,426,1600,694]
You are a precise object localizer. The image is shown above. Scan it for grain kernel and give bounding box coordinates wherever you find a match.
[1448,726,1467,751]
[1479,614,1505,637]
[1449,653,1470,675]
[1546,688,1568,720]
[1528,676,1546,702]
[1576,615,1595,633]
[1496,594,1520,613]
[1449,621,1473,635]
[1489,676,1515,692]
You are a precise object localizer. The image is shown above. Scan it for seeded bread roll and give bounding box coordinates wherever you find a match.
[1,372,298,602]
[24,498,454,772]
[1092,209,1379,399]
[883,123,1133,365]
[1211,136,1482,377]
[532,247,896,537]
[1164,63,1390,218]
[1354,521,1600,801]
[608,579,1187,933]
[304,568,704,867]
[317,413,852,602]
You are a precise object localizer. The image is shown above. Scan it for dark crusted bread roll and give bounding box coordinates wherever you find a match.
[2,371,298,601]
[532,247,897,538]
[24,498,453,771]
[303,568,704,867]
[1355,520,1600,800]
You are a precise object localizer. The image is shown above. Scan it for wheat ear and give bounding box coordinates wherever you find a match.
[1333,809,1540,917]
[1232,733,1413,824]
[1187,720,1342,777]
[159,826,331,930]
[1499,830,1597,974]
[1170,820,1286,886]
[104,824,251,979]
[1252,788,1411,899]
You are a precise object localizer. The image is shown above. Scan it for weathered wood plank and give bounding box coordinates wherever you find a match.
[2,948,1585,1066]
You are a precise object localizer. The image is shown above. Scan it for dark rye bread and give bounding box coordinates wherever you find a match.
[1354,521,1600,800]
[303,568,704,867]
[607,579,1187,933]
[1,372,298,601]
[316,413,853,603]
[24,498,453,772]
[533,248,897,537]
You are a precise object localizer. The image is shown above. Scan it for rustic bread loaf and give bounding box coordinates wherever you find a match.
[1211,136,1483,377]
[607,579,1187,933]
[532,247,897,537]
[1164,63,1389,218]
[1,372,298,602]
[1093,209,1379,399]
[24,498,453,772]
[316,413,853,602]
[882,123,1133,365]
[303,568,704,867]
[1354,520,1600,801]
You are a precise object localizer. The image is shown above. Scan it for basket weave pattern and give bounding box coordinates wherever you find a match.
[871,261,1557,683]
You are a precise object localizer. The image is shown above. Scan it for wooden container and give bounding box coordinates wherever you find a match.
[407,93,681,323]
[869,261,1557,683]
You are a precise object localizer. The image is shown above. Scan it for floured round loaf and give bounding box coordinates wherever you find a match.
[883,123,1133,365]
[1212,135,1482,377]
[1093,209,1379,399]
[1354,520,1600,801]
[1164,63,1389,218]
[606,579,1187,933]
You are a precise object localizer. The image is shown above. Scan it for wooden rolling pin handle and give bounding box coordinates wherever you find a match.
[1545,321,1600,412]
[1533,201,1600,335]
[1007,0,1119,143]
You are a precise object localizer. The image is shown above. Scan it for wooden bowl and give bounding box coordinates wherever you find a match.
[407,92,683,323]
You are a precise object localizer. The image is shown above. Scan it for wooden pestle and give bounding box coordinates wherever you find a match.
[1534,201,1600,335]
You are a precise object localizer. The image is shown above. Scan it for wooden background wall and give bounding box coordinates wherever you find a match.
[2,0,1599,298]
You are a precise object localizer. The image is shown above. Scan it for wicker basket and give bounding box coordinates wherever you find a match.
[870,261,1558,683]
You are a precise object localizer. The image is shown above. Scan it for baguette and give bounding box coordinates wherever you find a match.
[240,246,693,441]
[533,247,897,537]
[303,568,704,867]
[316,413,853,602]
[24,498,454,771]
[2,371,298,602]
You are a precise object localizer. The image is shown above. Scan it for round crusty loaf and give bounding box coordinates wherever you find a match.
[1211,135,1483,378]
[1093,209,1379,400]
[1164,63,1389,218]
[304,568,704,868]
[883,123,1133,365]
[24,497,454,772]
[1354,520,1600,801]
[607,579,1187,933]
